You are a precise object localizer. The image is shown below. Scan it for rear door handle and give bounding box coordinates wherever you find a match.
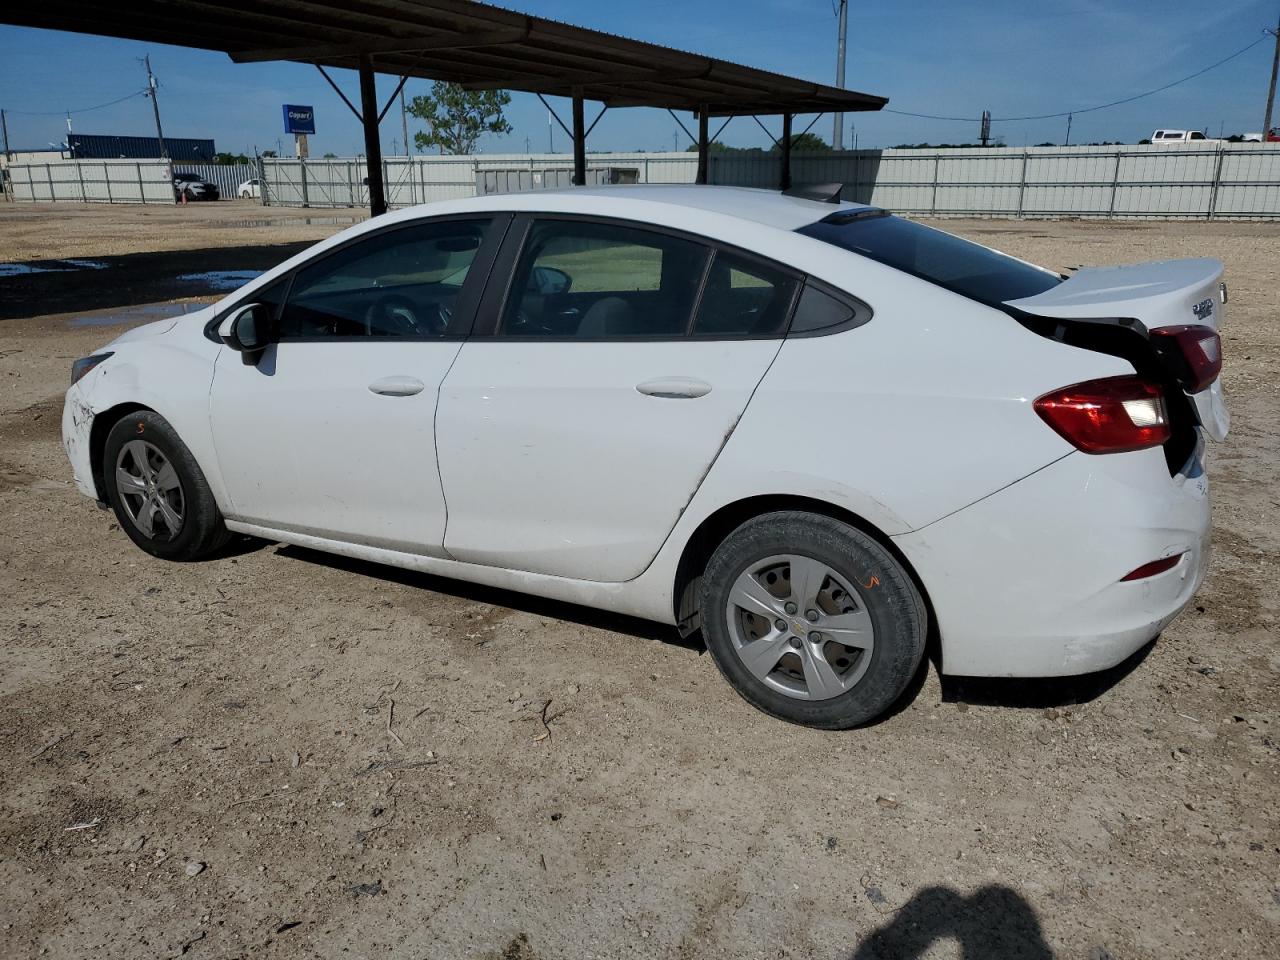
[636,377,713,399]
[368,375,426,397]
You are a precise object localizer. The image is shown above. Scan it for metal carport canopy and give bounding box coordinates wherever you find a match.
[2,0,888,213]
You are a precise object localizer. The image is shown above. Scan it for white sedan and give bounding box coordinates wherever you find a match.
[237,178,261,199]
[62,185,1227,728]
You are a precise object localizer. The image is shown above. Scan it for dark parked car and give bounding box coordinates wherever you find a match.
[173,172,219,201]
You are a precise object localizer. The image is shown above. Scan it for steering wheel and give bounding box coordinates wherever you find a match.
[363,295,448,337]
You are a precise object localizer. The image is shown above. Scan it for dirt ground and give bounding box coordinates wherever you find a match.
[1,202,1277,960]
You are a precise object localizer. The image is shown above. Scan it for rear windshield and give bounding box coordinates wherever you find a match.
[797,211,1062,310]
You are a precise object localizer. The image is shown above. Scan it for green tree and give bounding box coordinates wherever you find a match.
[407,82,513,155]
[213,151,249,165]
[782,132,831,153]
[684,140,766,155]
[684,133,831,155]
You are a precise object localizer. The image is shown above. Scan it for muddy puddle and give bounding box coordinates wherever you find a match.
[0,259,109,277]
[175,270,262,291]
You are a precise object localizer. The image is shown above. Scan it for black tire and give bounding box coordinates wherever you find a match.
[700,511,927,729]
[102,410,231,561]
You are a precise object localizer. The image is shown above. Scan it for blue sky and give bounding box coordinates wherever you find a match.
[1,0,1276,156]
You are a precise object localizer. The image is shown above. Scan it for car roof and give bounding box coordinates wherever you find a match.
[414,184,869,232]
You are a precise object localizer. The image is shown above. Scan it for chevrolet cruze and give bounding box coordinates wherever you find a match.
[62,185,1227,728]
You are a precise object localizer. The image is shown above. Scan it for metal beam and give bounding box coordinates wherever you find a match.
[232,26,530,63]
[751,115,782,149]
[780,112,792,190]
[571,91,586,186]
[666,109,697,147]
[358,53,386,216]
[316,63,362,121]
[378,74,410,124]
[536,93,574,140]
[696,109,709,185]
[584,105,608,138]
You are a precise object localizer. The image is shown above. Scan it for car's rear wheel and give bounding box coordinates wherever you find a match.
[700,511,927,729]
[103,411,230,561]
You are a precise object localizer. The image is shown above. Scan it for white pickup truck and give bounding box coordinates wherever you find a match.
[1150,129,1221,144]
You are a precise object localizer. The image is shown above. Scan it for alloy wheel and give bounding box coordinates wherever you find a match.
[114,439,184,540]
[724,553,875,700]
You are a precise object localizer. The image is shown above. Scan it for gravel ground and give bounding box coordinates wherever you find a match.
[0,202,1277,960]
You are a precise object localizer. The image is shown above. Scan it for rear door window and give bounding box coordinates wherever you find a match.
[500,219,708,338]
[797,211,1061,311]
[691,251,799,337]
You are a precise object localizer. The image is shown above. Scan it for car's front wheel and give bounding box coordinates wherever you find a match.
[700,511,927,729]
[103,411,231,561]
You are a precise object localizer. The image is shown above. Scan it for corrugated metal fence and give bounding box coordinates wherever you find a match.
[256,145,1280,219]
[6,147,1279,219]
[3,159,256,204]
[256,153,692,208]
[177,163,256,198]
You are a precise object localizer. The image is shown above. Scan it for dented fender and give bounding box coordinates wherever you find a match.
[60,316,226,507]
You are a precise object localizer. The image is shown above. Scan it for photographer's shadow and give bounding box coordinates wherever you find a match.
[853,885,1053,960]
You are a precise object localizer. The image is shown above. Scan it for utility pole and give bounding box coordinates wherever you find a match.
[1065,112,1073,146]
[1264,16,1279,140]
[65,112,73,157]
[547,109,553,152]
[832,0,848,150]
[399,85,410,156]
[1,108,10,160]
[142,55,169,159]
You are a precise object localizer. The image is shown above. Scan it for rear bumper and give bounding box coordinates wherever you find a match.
[893,442,1211,677]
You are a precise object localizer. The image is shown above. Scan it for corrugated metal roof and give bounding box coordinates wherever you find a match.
[2,0,886,116]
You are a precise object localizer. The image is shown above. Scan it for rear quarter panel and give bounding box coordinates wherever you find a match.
[628,236,1134,623]
[690,236,1134,530]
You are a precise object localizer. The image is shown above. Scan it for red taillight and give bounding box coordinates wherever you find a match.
[1150,324,1221,393]
[1120,553,1184,581]
[1034,375,1171,454]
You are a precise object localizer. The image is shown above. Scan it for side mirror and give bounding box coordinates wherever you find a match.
[218,303,272,354]
[531,265,571,296]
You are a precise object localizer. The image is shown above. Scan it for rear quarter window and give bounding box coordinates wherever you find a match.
[796,211,1062,312]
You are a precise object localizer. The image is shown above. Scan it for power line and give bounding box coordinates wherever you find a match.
[885,34,1270,123]
[4,88,150,117]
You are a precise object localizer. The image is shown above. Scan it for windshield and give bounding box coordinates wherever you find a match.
[175,173,200,182]
[797,210,1062,310]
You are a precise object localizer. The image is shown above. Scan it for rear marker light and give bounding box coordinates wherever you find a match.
[1120,554,1185,581]
[1150,324,1222,393]
[1034,375,1171,454]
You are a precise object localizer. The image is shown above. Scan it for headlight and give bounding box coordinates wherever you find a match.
[71,352,113,385]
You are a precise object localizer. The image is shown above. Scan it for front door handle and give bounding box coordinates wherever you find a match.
[636,377,713,399]
[368,375,426,397]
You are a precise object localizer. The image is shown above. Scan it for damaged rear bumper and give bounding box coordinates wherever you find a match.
[893,443,1211,677]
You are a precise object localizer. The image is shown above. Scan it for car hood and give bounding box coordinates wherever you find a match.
[102,305,214,348]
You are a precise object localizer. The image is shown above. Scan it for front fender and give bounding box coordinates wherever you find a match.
[65,339,224,508]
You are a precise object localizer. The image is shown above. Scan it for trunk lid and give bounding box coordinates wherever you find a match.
[1006,258,1228,441]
